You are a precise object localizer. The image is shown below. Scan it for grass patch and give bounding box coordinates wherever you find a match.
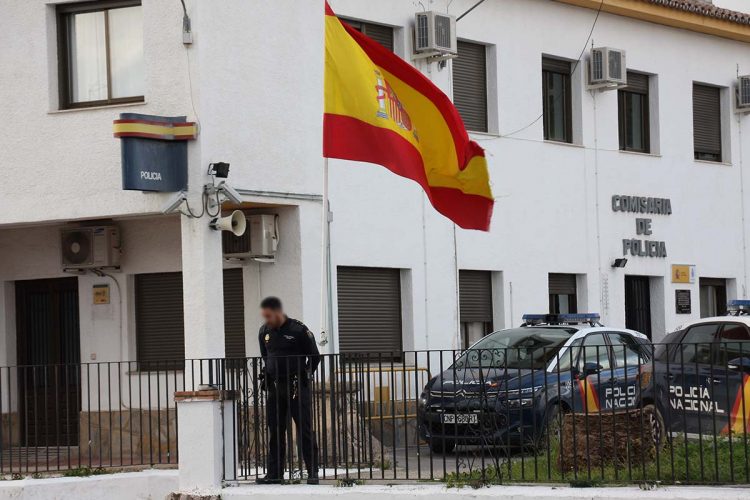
[442,436,750,486]
[62,467,108,478]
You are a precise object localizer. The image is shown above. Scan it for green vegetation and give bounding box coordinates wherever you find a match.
[443,436,750,487]
[62,467,108,478]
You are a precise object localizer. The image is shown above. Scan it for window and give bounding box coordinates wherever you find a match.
[618,72,650,153]
[693,83,723,162]
[677,324,718,365]
[579,333,611,371]
[341,19,394,51]
[557,338,582,372]
[609,333,646,368]
[542,57,572,143]
[336,267,402,358]
[459,270,493,348]
[548,273,577,314]
[57,1,144,109]
[700,278,727,317]
[716,323,750,365]
[135,270,246,369]
[453,41,488,133]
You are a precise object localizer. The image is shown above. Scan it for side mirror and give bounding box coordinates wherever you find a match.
[727,357,750,373]
[582,362,603,377]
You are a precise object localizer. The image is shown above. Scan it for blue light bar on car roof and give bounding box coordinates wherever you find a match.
[522,313,601,325]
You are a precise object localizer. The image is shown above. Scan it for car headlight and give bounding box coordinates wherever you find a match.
[506,398,534,408]
[503,385,543,397]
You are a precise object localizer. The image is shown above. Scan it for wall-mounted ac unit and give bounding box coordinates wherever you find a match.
[414,11,457,55]
[223,214,278,260]
[61,226,120,270]
[589,47,627,86]
[737,75,750,112]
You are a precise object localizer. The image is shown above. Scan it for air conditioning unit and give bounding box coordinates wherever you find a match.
[61,226,120,270]
[414,11,457,55]
[736,75,750,112]
[589,47,627,86]
[223,214,278,260]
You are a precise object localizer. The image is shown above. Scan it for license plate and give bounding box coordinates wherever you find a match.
[441,413,478,424]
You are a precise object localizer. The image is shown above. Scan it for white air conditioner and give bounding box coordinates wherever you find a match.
[61,226,120,270]
[737,75,750,112]
[223,214,278,260]
[589,47,627,86]
[414,11,457,55]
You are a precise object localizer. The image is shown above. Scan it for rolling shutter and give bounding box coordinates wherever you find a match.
[542,57,571,74]
[337,266,402,357]
[454,41,488,132]
[136,270,246,366]
[549,273,577,295]
[626,72,649,94]
[693,84,722,160]
[459,270,493,323]
[342,19,394,52]
[223,268,246,358]
[136,272,184,368]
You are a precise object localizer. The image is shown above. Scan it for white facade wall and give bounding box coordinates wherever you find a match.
[1,0,750,373]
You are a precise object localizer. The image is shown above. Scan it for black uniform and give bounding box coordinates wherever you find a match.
[259,317,320,480]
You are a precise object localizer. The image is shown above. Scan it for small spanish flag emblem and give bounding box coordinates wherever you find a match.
[113,117,197,141]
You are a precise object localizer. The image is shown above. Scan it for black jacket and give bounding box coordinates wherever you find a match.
[259,317,321,380]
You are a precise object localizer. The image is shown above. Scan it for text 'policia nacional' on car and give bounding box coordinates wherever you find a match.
[638,300,750,445]
[417,314,652,453]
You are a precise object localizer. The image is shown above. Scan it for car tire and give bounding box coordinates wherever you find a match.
[643,403,666,451]
[428,438,456,454]
[535,404,564,451]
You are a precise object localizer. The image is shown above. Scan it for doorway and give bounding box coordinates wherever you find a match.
[699,278,727,317]
[625,276,652,339]
[15,277,81,447]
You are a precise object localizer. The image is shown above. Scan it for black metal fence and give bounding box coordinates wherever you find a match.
[1,343,749,486]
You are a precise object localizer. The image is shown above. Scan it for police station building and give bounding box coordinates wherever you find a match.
[2,0,750,389]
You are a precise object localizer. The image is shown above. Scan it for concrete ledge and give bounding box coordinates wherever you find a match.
[221,484,750,500]
[0,469,177,500]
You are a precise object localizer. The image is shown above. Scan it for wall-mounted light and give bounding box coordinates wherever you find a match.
[612,258,628,268]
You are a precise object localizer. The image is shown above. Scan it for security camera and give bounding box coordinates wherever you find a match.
[218,182,243,205]
[161,191,187,214]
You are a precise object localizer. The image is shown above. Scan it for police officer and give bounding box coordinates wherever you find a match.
[256,297,320,485]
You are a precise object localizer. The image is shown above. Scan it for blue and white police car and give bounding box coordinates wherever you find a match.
[417,313,651,453]
[638,300,750,444]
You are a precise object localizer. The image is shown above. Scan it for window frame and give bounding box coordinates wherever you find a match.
[57,0,144,110]
[618,72,650,153]
[542,57,573,143]
[453,40,489,133]
[339,18,394,52]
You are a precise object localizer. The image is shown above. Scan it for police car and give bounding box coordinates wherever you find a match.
[637,300,750,444]
[417,314,651,453]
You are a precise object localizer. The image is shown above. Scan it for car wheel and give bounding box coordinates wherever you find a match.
[643,403,666,451]
[428,438,456,454]
[535,404,564,451]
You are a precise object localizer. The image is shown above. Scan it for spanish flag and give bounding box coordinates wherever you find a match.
[323,3,494,231]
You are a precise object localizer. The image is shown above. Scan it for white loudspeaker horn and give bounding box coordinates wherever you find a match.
[210,210,246,236]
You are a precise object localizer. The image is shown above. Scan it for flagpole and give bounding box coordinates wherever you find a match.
[319,157,331,347]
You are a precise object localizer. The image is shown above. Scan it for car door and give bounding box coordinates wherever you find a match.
[608,332,647,411]
[573,332,614,415]
[669,323,719,434]
[714,322,750,435]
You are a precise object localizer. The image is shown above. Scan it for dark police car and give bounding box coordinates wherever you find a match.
[638,300,750,444]
[417,314,651,453]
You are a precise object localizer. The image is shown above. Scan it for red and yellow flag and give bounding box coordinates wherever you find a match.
[323,3,494,231]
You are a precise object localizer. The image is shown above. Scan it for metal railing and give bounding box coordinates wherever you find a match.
[1,342,749,486]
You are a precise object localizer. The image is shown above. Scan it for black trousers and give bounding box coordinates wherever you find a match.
[266,378,319,478]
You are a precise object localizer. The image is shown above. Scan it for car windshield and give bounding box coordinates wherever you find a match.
[455,328,574,370]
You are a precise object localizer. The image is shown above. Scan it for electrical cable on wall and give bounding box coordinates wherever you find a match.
[498,0,604,139]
